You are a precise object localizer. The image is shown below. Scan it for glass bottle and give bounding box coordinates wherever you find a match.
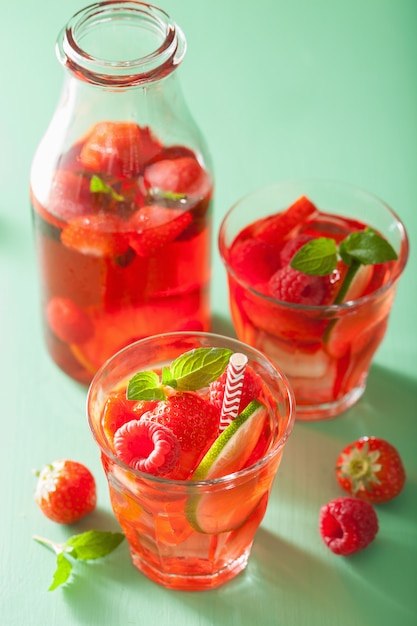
[30,1,213,384]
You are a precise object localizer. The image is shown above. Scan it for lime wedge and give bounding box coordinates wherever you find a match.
[186,400,268,534]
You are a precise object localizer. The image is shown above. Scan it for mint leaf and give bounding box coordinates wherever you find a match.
[66,530,125,561]
[34,530,125,591]
[90,175,124,202]
[169,348,233,390]
[339,229,398,266]
[49,553,73,591]
[126,370,166,401]
[290,237,338,276]
[150,187,187,201]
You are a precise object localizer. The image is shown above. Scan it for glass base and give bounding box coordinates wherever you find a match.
[130,548,250,591]
[295,383,366,421]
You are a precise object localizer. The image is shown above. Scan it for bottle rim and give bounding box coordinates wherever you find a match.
[56,1,186,87]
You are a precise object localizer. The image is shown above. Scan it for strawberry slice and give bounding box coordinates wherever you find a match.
[80,121,162,177]
[102,391,159,447]
[143,156,211,197]
[254,195,318,245]
[48,170,95,221]
[127,205,192,256]
[61,214,130,257]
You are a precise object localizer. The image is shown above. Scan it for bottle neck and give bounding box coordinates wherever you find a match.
[56,1,186,88]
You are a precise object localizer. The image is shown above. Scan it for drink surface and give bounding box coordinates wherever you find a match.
[32,121,213,383]
[223,196,399,414]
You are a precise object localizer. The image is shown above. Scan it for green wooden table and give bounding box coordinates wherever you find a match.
[1,1,416,624]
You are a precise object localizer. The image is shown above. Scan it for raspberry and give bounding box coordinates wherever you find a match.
[209,365,263,414]
[268,265,327,305]
[228,238,280,286]
[319,497,379,556]
[279,234,313,266]
[113,419,180,476]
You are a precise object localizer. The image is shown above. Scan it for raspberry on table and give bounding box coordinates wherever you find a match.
[319,497,379,556]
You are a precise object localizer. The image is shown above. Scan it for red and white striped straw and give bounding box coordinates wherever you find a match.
[219,352,248,432]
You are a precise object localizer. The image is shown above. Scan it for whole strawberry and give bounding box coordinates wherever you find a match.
[319,497,378,556]
[35,460,96,524]
[146,391,219,478]
[335,436,406,503]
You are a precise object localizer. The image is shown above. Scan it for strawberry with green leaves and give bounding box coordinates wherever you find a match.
[35,460,97,524]
[335,436,406,503]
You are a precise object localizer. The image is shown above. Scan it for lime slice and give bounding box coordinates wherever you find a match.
[186,400,268,534]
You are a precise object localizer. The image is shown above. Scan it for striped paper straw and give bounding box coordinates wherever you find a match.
[219,352,248,432]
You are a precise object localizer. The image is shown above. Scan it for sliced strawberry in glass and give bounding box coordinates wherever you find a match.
[80,121,162,177]
[127,205,192,256]
[48,170,95,222]
[61,213,130,257]
[143,156,211,197]
[254,195,318,245]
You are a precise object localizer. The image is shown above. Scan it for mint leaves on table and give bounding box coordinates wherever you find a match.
[290,228,398,304]
[127,347,233,401]
[90,175,124,202]
[33,530,125,591]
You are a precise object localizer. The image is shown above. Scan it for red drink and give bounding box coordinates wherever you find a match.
[87,332,295,590]
[219,181,408,420]
[31,122,212,383]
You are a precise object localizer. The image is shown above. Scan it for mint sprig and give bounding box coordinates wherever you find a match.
[33,530,125,591]
[126,347,233,401]
[291,228,397,304]
[90,175,124,202]
[150,187,187,201]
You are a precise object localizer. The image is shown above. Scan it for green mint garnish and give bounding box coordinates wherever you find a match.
[90,175,124,202]
[33,530,125,591]
[150,187,187,201]
[126,347,233,401]
[291,228,397,304]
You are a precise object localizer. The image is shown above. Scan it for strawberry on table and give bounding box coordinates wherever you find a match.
[80,121,162,177]
[319,497,379,556]
[143,156,210,198]
[61,213,130,257]
[335,436,406,503]
[35,460,97,524]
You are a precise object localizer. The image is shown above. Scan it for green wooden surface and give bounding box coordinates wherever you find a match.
[1,1,416,624]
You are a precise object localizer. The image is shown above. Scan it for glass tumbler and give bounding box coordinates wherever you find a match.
[87,331,295,590]
[218,180,409,420]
